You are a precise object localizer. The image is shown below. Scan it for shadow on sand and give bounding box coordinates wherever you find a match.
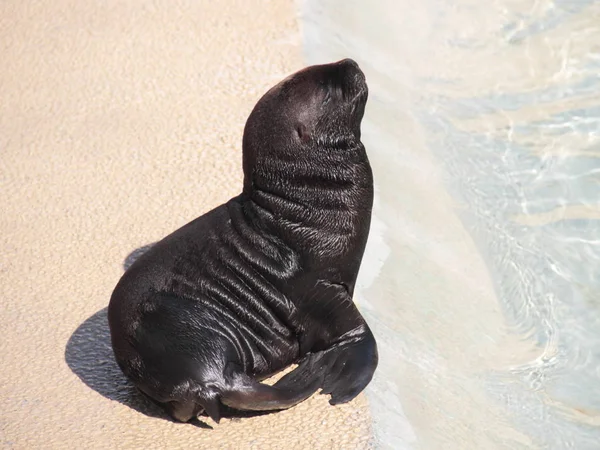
[122,242,156,271]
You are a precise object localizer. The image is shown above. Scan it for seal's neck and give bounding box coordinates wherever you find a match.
[240,144,373,262]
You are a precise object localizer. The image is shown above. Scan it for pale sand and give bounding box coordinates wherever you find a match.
[0,1,373,448]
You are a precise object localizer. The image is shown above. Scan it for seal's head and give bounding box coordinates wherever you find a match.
[242,59,368,181]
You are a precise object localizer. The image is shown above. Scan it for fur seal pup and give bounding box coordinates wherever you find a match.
[108,58,378,424]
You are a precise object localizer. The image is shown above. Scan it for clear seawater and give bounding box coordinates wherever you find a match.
[299,0,600,448]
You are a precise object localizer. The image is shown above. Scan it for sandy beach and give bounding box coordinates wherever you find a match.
[0,1,373,448]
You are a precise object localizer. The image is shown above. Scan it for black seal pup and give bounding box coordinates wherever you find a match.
[108,58,378,424]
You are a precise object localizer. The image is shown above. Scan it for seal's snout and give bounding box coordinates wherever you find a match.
[335,58,364,81]
[330,58,366,101]
[337,58,359,69]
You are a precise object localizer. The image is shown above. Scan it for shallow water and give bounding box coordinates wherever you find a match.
[299,0,600,448]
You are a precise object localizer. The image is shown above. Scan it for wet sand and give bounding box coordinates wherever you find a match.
[300,0,600,448]
[0,1,373,448]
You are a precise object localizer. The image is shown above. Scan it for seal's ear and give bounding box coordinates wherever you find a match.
[296,123,311,143]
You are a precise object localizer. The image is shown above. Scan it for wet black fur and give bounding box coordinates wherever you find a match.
[108,59,378,424]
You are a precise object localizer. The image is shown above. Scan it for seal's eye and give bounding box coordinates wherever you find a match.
[296,123,310,143]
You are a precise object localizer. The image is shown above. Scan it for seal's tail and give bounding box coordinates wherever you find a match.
[219,371,321,413]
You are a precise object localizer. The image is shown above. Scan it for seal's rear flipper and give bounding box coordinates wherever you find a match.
[220,370,321,412]
[138,384,223,424]
[274,326,378,405]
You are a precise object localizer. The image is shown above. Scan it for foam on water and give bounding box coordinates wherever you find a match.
[299,0,600,448]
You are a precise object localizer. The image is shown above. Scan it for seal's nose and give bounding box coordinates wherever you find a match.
[333,58,366,97]
[337,58,359,69]
[317,58,366,102]
[337,58,364,81]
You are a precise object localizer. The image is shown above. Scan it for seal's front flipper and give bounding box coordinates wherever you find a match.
[275,326,378,405]
[319,326,378,404]
[274,280,378,405]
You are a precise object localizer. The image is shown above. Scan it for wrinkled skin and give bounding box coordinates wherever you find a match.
[108,59,378,424]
